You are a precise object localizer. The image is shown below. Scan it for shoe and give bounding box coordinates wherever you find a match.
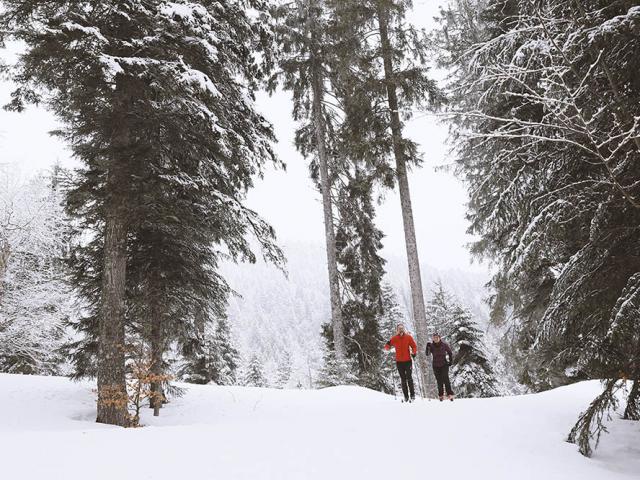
[448,394,454,401]
[439,395,444,402]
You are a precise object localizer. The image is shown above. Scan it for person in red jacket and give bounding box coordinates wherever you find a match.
[384,323,418,402]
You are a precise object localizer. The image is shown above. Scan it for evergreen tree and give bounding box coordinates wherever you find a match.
[425,281,457,339]
[425,282,497,397]
[275,352,293,389]
[435,0,640,455]
[316,346,358,388]
[330,0,443,392]
[274,0,434,392]
[449,305,498,398]
[243,355,267,388]
[271,0,348,361]
[3,0,282,425]
[334,167,388,391]
[212,317,241,386]
[179,316,240,386]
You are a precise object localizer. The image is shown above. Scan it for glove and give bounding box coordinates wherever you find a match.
[384,344,390,351]
[411,353,416,360]
[447,361,452,367]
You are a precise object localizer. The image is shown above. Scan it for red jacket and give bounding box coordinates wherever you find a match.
[385,333,417,362]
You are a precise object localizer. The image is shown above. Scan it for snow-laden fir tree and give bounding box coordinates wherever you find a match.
[274,0,440,393]
[333,166,388,391]
[243,355,267,388]
[180,316,240,386]
[425,281,458,339]
[270,0,347,361]
[449,305,498,398]
[2,0,282,425]
[424,282,497,397]
[0,168,75,375]
[275,352,293,389]
[327,0,443,392]
[316,347,358,388]
[435,0,640,455]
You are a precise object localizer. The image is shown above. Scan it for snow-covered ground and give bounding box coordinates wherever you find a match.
[1,374,638,480]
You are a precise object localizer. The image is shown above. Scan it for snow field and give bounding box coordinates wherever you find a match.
[0,374,638,480]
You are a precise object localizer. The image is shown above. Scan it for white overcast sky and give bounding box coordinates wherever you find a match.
[0,0,487,272]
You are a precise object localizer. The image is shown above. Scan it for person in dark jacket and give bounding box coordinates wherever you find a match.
[426,332,454,401]
[384,323,418,402]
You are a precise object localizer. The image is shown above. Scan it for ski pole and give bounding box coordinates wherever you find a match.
[392,371,398,401]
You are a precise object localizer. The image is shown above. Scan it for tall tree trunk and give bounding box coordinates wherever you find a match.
[96,80,132,426]
[149,295,164,417]
[376,1,431,395]
[309,1,346,361]
[96,166,130,426]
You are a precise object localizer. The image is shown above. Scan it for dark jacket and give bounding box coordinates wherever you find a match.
[426,341,453,368]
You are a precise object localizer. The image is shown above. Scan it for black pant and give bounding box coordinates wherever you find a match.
[396,361,415,400]
[433,365,454,397]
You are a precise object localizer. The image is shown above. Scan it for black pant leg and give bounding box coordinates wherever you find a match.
[397,362,409,399]
[443,365,454,395]
[433,366,445,397]
[406,361,415,398]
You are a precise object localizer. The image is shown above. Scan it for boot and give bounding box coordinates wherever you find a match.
[448,394,455,402]
[439,395,444,402]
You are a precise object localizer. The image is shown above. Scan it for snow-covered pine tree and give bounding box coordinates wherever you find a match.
[179,315,240,386]
[333,165,388,391]
[0,168,75,375]
[212,317,241,386]
[270,0,347,361]
[435,0,640,455]
[449,305,498,398]
[3,0,282,425]
[316,346,358,388]
[243,355,267,388]
[425,281,458,339]
[328,0,443,393]
[275,352,293,389]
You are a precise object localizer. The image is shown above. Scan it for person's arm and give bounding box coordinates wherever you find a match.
[425,342,432,357]
[410,336,417,358]
[445,342,453,365]
[384,337,394,351]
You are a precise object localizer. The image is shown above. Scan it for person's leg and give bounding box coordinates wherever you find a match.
[406,361,415,399]
[434,366,445,398]
[443,365,454,396]
[397,362,409,400]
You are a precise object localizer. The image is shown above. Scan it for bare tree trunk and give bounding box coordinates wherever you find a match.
[96,168,130,426]
[376,1,432,396]
[96,80,132,426]
[309,1,346,361]
[149,297,163,417]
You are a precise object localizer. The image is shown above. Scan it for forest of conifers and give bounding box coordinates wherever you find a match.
[0,0,638,458]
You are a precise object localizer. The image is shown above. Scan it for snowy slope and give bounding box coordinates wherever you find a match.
[1,374,638,480]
